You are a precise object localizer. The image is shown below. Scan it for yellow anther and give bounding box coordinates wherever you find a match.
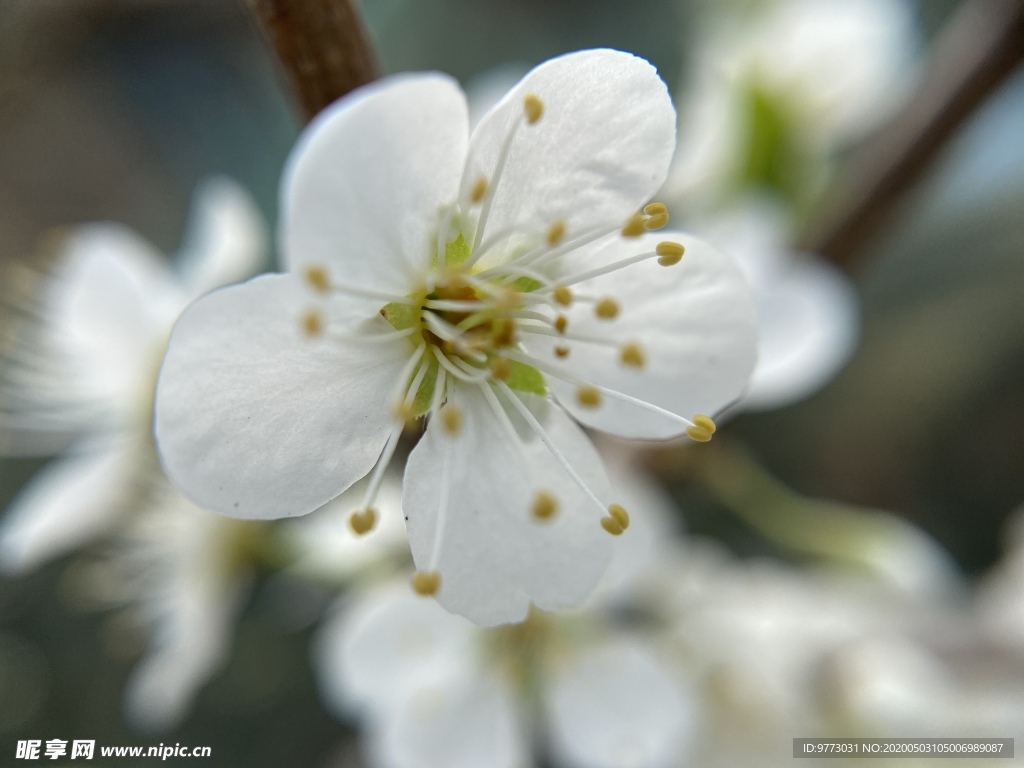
[349,507,378,536]
[531,491,558,521]
[600,516,625,536]
[693,414,717,434]
[441,405,462,435]
[301,309,324,338]
[492,318,517,347]
[685,425,714,442]
[303,264,331,293]
[655,241,685,266]
[621,213,646,238]
[553,285,573,306]
[643,202,667,215]
[470,176,489,204]
[644,212,669,230]
[595,297,620,320]
[495,290,521,311]
[554,345,570,359]
[411,570,441,596]
[554,315,569,334]
[490,356,512,380]
[392,400,416,423]
[546,219,567,246]
[577,385,602,408]
[608,503,630,530]
[523,93,544,124]
[620,342,645,369]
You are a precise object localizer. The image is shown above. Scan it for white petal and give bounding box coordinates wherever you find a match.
[524,232,758,439]
[282,74,468,298]
[154,274,411,519]
[45,225,184,409]
[404,387,613,626]
[467,49,675,257]
[742,256,859,409]
[175,177,268,297]
[0,436,134,572]
[314,585,479,720]
[547,642,695,768]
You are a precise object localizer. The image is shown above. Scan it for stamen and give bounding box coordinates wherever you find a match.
[495,382,611,519]
[349,507,378,536]
[595,297,620,320]
[428,367,447,416]
[432,347,491,383]
[686,414,717,442]
[553,286,573,306]
[303,264,331,293]
[412,570,441,596]
[523,94,544,124]
[621,214,646,238]
[428,420,455,570]
[620,342,645,369]
[693,413,717,434]
[441,404,462,435]
[600,517,625,536]
[546,220,567,246]
[503,348,705,434]
[656,241,685,266]
[554,345,570,359]
[608,503,630,530]
[489,356,512,380]
[531,490,558,521]
[576,385,602,408]
[554,315,568,334]
[545,249,661,288]
[470,177,489,204]
[644,212,669,230]
[643,202,667,215]
[300,309,324,338]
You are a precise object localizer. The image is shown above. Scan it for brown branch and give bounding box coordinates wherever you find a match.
[246,0,379,123]
[802,0,1024,269]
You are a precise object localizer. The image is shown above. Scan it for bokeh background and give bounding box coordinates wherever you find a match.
[1,0,1022,765]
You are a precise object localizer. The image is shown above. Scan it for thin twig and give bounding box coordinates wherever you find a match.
[802,0,1024,269]
[246,0,379,123]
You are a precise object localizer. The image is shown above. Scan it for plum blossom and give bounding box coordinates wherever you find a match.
[0,178,266,730]
[0,178,266,570]
[154,49,758,625]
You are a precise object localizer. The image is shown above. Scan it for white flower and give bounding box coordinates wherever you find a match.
[669,0,918,203]
[78,483,256,732]
[697,200,859,409]
[313,462,694,768]
[154,49,758,625]
[0,178,266,571]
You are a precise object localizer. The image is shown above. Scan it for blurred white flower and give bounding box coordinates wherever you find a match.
[977,510,1024,649]
[698,200,858,409]
[670,0,918,204]
[79,484,257,732]
[314,459,694,768]
[660,0,917,409]
[633,537,1024,765]
[0,178,266,571]
[154,49,758,626]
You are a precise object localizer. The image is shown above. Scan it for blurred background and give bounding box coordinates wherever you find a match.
[1,0,1022,765]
